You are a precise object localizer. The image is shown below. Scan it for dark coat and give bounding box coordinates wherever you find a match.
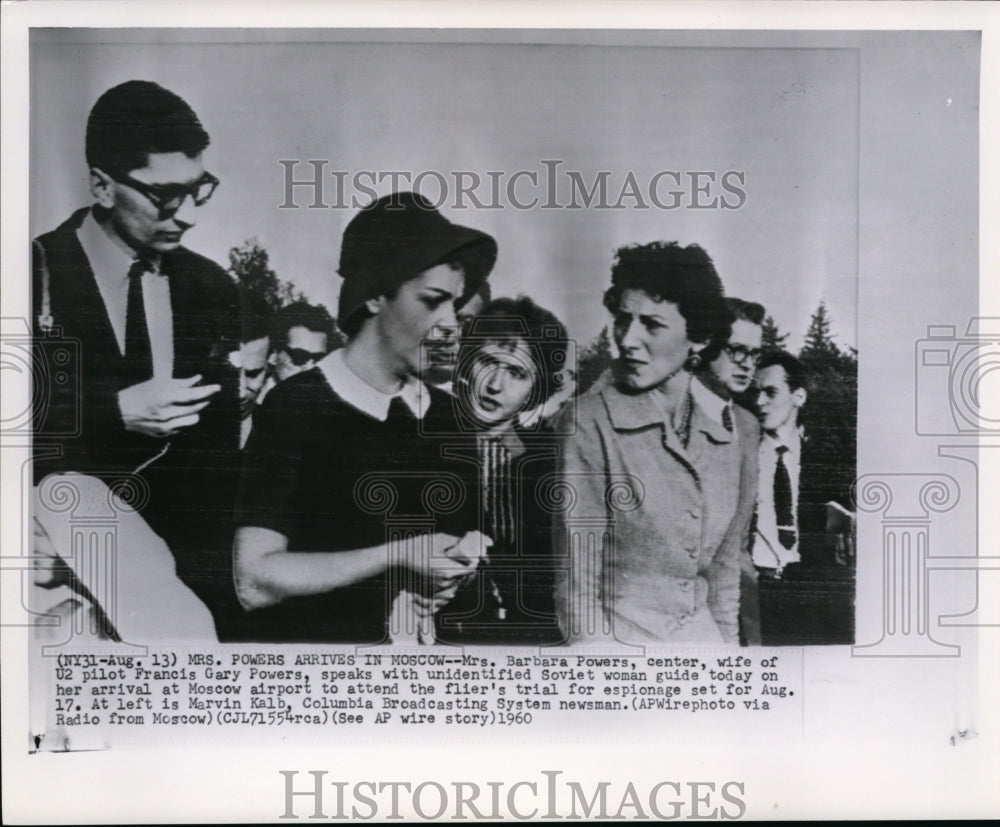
[32,208,242,623]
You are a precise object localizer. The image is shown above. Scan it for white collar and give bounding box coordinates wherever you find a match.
[318,349,429,421]
[77,208,159,286]
[689,373,731,426]
[762,425,802,454]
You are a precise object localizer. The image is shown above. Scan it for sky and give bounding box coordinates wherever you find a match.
[31,30,868,353]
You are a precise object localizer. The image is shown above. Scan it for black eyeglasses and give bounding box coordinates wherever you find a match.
[108,170,220,215]
[281,346,326,367]
[725,344,763,364]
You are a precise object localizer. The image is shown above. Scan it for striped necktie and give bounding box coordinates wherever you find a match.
[482,437,513,549]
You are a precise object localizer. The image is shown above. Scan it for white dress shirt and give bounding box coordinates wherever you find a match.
[76,210,174,378]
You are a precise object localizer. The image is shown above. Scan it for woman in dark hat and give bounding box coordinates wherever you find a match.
[232,192,496,643]
[554,241,759,644]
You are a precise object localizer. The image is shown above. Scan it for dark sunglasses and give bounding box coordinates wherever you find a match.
[281,346,326,367]
[725,344,762,364]
[107,170,220,216]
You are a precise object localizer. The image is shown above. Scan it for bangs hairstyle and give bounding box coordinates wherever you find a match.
[603,241,732,363]
[459,295,570,401]
[85,80,210,178]
[337,243,479,339]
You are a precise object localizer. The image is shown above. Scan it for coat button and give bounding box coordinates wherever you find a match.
[687,509,700,520]
[679,581,691,592]
[686,546,699,558]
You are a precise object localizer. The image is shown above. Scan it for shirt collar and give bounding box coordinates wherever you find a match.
[689,373,732,427]
[602,374,733,443]
[77,208,160,286]
[317,349,430,421]
[762,425,803,455]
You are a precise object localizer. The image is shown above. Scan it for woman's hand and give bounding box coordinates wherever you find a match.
[399,530,492,592]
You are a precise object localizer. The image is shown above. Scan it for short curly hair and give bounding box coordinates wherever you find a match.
[602,241,732,362]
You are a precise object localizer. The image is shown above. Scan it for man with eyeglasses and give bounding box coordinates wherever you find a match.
[694,297,766,644]
[31,80,241,640]
[706,297,765,411]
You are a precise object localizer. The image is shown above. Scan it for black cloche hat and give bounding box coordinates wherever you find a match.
[337,191,498,328]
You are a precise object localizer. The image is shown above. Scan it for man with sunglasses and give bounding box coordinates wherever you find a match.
[266,301,335,388]
[31,80,242,638]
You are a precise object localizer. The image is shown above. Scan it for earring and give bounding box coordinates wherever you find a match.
[685,351,703,371]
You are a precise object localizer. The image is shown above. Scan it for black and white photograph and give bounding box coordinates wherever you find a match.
[2,1,999,822]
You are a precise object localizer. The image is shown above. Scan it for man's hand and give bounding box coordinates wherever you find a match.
[118,375,220,438]
[826,501,856,566]
[32,517,72,589]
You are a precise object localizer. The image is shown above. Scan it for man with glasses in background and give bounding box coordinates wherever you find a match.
[705,297,765,413]
[31,80,241,640]
[700,297,765,644]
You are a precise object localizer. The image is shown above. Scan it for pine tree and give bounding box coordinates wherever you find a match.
[577,326,614,394]
[761,314,789,352]
[800,299,839,361]
[796,300,857,509]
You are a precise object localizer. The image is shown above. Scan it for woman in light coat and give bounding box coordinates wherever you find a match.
[554,241,758,644]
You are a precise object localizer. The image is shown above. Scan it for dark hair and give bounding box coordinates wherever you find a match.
[757,349,807,393]
[270,301,334,350]
[336,191,496,333]
[726,297,766,326]
[460,295,569,401]
[602,241,732,362]
[337,284,399,339]
[458,278,492,314]
[337,245,474,339]
[239,288,272,344]
[85,80,210,178]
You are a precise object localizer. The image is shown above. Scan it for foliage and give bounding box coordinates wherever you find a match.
[227,237,345,348]
[761,314,789,352]
[577,325,614,394]
[228,238,302,312]
[797,300,857,504]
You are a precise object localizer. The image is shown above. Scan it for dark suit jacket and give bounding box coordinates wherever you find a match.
[32,208,242,622]
[432,428,564,646]
[756,422,856,646]
[796,426,856,568]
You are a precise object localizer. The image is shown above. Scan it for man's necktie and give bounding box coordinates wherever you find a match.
[124,259,153,383]
[774,445,796,550]
[721,404,734,433]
